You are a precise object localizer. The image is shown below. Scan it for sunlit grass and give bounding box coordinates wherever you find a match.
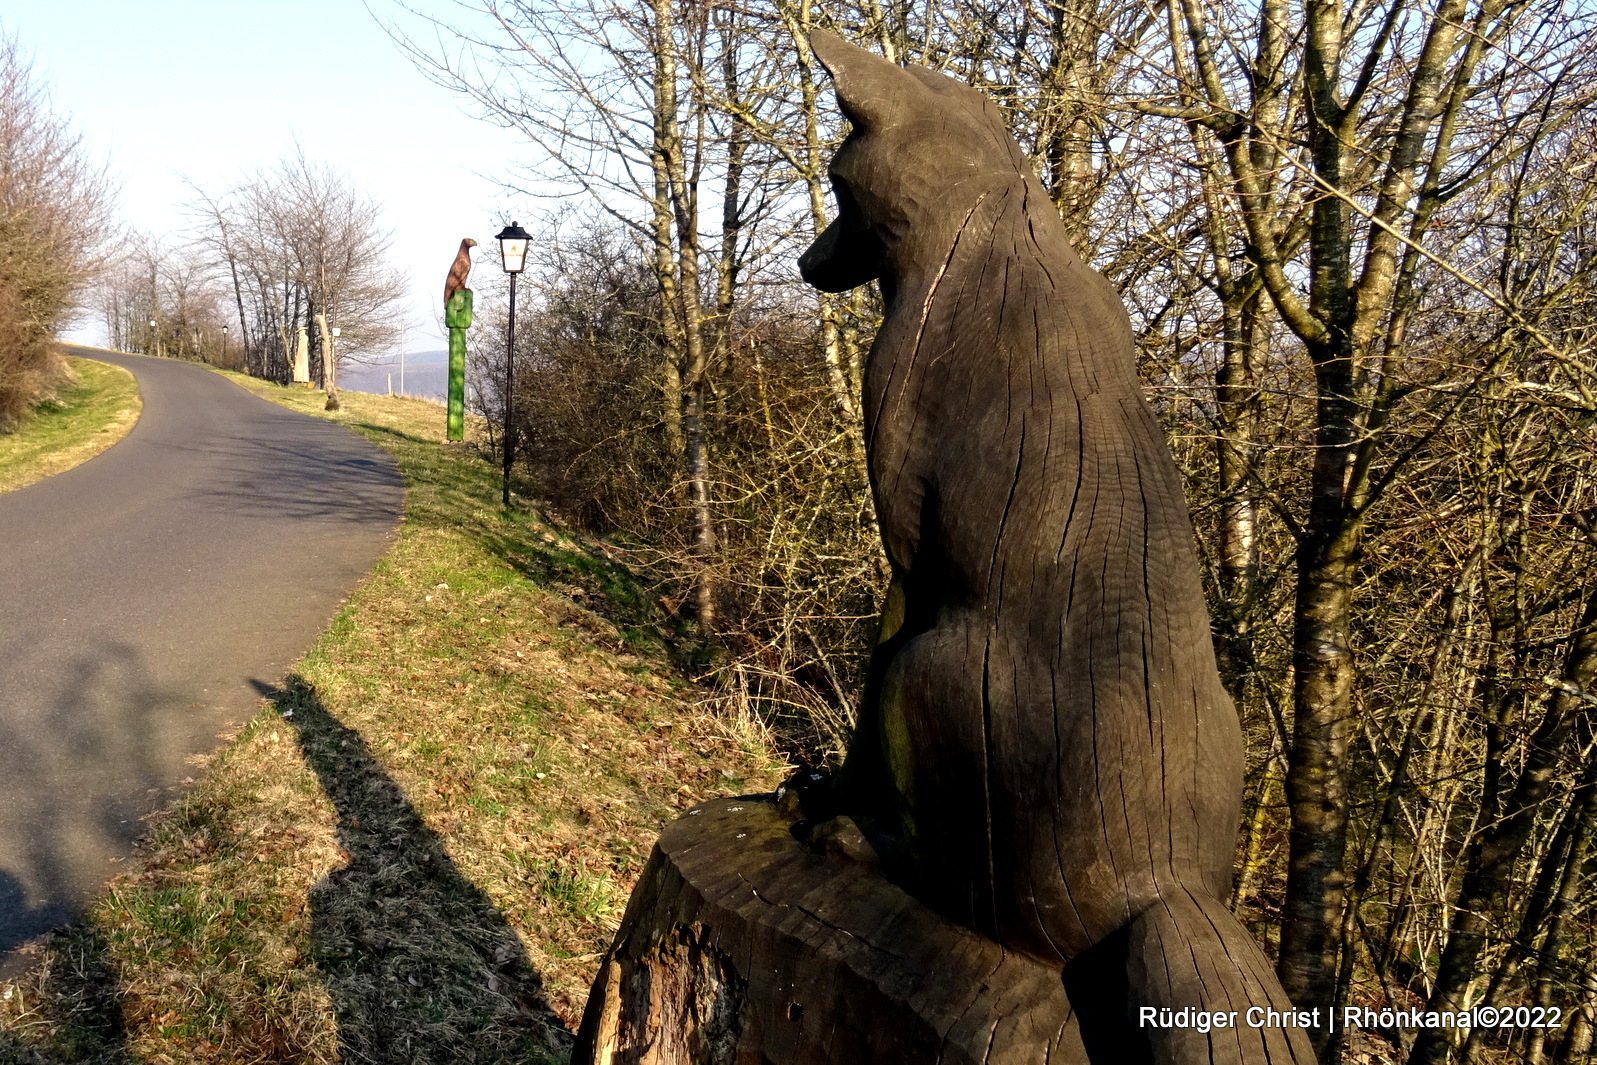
[0,375,785,1064]
[0,355,139,494]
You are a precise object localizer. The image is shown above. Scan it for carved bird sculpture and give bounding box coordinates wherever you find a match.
[444,238,477,306]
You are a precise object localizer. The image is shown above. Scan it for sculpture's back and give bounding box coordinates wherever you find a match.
[799,33,1315,1063]
[574,34,1318,1065]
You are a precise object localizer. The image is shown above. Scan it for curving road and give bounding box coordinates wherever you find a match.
[0,348,403,972]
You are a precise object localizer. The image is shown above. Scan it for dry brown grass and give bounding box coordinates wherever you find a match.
[0,379,786,1064]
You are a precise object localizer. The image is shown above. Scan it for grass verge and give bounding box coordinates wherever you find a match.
[0,376,786,1064]
[0,356,140,495]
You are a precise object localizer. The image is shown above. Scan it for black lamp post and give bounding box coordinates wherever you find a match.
[494,221,530,507]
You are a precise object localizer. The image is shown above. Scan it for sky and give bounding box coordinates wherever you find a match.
[2,0,533,356]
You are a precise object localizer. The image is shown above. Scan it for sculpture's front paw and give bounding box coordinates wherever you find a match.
[774,764,838,822]
[808,814,880,865]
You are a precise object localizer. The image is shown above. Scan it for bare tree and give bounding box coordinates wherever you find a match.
[186,148,405,384]
[371,7,1597,1060]
[96,233,236,365]
[380,0,813,630]
[0,28,113,427]
[1069,0,1597,1056]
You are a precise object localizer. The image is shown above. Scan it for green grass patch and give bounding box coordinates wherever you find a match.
[0,355,140,495]
[0,377,785,1064]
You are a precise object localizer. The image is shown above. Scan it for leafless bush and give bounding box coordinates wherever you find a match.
[0,30,112,429]
[0,275,60,429]
[465,218,883,758]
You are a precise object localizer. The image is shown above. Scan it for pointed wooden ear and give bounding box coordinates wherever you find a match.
[809,31,915,130]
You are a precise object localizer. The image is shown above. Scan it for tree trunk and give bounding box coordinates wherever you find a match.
[316,312,340,411]
[1278,382,1361,1053]
[573,798,1085,1065]
[649,0,717,632]
[1040,0,1101,245]
[1409,586,1597,1065]
[1213,284,1266,703]
[785,12,868,474]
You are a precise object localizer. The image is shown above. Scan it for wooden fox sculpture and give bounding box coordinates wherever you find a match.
[799,33,1315,1065]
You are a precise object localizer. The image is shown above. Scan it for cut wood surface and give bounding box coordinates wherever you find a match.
[572,796,1085,1065]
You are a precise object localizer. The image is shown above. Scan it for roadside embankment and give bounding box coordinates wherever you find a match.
[0,374,784,1064]
[0,352,139,495]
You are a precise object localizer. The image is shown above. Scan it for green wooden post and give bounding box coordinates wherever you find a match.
[445,288,473,441]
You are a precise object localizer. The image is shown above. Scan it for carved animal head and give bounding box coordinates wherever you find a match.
[799,32,1034,293]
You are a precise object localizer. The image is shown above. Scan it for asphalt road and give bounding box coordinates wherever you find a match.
[0,348,403,972]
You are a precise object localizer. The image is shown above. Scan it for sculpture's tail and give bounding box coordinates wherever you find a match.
[1064,886,1318,1065]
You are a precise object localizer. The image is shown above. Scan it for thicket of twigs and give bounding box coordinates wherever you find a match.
[0,32,110,429]
[470,223,885,755]
[399,1,1597,1061]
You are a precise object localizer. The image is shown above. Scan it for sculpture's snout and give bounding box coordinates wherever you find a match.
[800,215,887,293]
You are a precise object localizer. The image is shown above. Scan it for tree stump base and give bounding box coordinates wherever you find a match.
[573,795,1085,1064]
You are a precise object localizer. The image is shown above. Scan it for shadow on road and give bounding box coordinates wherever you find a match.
[1,640,178,967]
[162,427,404,528]
[260,677,573,1064]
